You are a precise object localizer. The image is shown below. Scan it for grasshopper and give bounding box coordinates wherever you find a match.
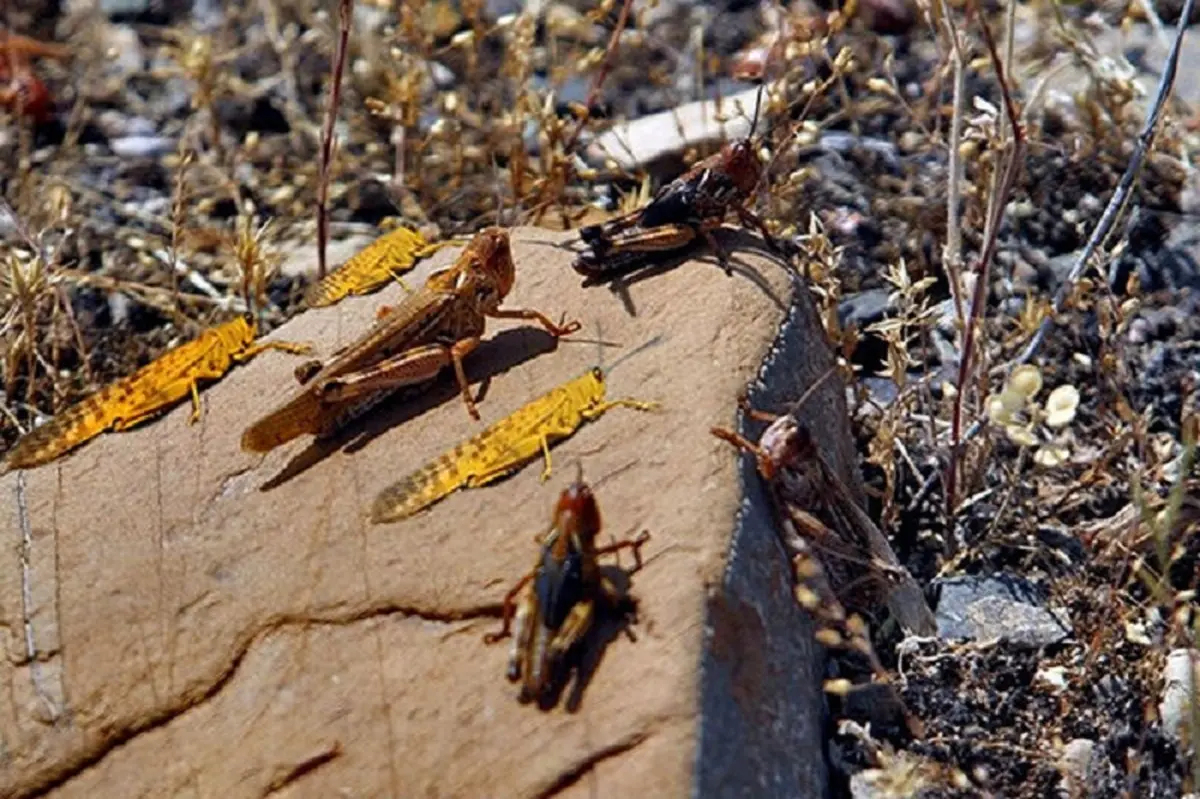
[369,338,661,523]
[4,316,311,470]
[711,403,936,637]
[573,86,786,280]
[304,225,464,308]
[484,471,651,705]
[240,227,581,454]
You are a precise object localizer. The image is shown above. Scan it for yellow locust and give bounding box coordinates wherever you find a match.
[369,343,661,523]
[304,225,463,308]
[5,316,311,470]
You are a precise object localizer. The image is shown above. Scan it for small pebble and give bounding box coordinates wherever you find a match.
[1160,648,1198,741]
[1059,738,1096,794]
[110,136,176,158]
[430,61,456,90]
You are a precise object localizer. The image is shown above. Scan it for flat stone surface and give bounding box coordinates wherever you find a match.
[934,574,1072,647]
[1,226,849,798]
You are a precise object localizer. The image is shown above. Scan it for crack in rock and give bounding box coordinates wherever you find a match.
[533,731,651,799]
[9,600,502,799]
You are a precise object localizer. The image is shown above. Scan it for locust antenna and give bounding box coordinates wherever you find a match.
[785,363,842,417]
[748,80,764,141]
[601,334,665,378]
[492,154,506,227]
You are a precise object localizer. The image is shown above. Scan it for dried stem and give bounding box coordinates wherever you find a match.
[316,0,353,281]
[561,0,634,158]
[943,3,1025,519]
[939,0,967,323]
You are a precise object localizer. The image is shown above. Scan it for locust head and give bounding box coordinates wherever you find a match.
[757,413,811,479]
[723,137,764,197]
[553,474,602,555]
[467,226,516,302]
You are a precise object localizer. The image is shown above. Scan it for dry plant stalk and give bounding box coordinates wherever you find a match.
[316,0,354,280]
[483,470,650,705]
[240,228,581,454]
[4,317,311,470]
[944,2,1026,517]
[370,365,658,523]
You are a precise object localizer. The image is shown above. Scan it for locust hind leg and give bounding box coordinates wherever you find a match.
[507,589,539,684]
[315,337,483,420]
[580,211,643,251]
[111,404,175,432]
[546,598,595,669]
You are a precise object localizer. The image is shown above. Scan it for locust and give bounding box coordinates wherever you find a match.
[303,225,464,308]
[4,317,311,470]
[240,227,581,454]
[712,399,933,739]
[369,362,658,523]
[0,28,68,122]
[711,400,936,637]
[483,471,651,705]
[572,86,785,280]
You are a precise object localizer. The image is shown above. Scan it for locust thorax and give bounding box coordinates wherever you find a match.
[723,138,763,196]
[553,480,602,553]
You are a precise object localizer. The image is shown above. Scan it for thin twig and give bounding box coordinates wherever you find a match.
[316,0,353,281]
[938,0,967,322]
[561,0,634,158]
[943,2,1026,520]
[1020,0,1193,365]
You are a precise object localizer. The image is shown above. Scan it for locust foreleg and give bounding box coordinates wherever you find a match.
[484,570,535,645]
[488,307,582,338]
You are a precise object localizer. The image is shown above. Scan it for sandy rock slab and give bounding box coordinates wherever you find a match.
[0,227,844,798]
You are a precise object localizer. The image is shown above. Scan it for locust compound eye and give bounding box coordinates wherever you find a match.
[590,367,604,381]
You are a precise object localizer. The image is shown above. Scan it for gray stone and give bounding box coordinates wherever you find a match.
[934,574,1072,646]
[1059,738,1096,796]
[109,135,175,158]
[99,0,149,16]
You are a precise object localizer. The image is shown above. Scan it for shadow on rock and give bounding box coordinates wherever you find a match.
[531,563,643,713]
[258,326,561,490]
